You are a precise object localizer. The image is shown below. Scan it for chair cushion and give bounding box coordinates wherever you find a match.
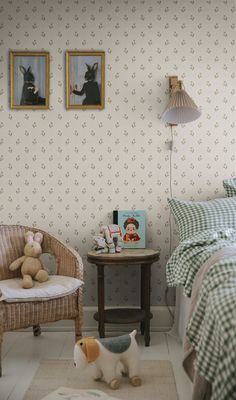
[0,275,83,303]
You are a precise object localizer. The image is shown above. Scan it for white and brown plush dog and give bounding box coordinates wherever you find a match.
[74,330,141,389]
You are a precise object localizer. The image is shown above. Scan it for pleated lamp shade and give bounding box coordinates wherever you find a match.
[162,89,201,124]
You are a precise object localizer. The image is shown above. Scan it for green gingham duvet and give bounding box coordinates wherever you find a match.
[166,229,236,400]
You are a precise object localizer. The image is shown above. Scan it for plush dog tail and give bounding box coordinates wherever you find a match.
[130,329,137,337]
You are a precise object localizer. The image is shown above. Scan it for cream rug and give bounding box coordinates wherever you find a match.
[23,359,178,400]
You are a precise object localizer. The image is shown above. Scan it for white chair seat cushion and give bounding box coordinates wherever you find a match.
[0,275,84,303]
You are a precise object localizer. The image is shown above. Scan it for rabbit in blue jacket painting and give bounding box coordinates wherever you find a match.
[70,62,101,105]
[20,65,45,106]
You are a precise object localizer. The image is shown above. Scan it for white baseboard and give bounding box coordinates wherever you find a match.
[41,306,175,333]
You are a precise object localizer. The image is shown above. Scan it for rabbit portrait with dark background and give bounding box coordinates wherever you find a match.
[20,65,45,106]
[70,62,101,105]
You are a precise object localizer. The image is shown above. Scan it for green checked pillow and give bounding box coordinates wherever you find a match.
[223,179,236,197]
[168,197,236,242]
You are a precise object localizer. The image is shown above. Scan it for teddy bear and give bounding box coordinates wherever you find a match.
[9,231,49,289]
[100,224,123,253]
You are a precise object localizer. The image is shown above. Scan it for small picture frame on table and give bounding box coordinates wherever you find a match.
[113,210,146,249]
[10,51,49,109]
[66,51,105,109]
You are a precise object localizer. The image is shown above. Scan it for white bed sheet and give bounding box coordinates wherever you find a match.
[170,287,191,343]
[177,286,191,342]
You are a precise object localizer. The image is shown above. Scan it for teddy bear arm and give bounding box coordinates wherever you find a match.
[9,255,27,271]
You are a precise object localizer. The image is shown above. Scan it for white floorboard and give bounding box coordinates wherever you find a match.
[0,331,192,400]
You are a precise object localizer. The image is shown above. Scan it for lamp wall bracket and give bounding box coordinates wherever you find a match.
[169,76,182,92]
[166,76,182,126]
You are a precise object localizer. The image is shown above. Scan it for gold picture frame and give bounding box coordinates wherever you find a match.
[66,51,105,109]
[10,51,49,109]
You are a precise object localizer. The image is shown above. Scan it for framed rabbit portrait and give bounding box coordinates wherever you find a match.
[10,51,49,109]
[66,51,105,109]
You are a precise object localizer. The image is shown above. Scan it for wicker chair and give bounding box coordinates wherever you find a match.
[0,225,83,377]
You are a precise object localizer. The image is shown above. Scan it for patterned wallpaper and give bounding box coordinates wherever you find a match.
[0,0,235,306]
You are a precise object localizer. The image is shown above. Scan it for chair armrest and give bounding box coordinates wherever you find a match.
[47,234,83,280]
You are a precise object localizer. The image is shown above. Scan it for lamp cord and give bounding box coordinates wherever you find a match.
[166,125,174,321]
[169,125,173,257]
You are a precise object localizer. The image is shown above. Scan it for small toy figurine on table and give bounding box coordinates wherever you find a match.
[92,236,109,254]
[100,224,123,253]
[74,330,141,390]
[92,224,123,254]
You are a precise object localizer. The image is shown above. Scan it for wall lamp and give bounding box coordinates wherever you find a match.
[162,76,201,125]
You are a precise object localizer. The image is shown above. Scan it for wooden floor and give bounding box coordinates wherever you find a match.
[1,331,192,400]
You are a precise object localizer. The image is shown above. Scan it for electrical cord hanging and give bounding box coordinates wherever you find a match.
[168,125,174,257]
[165,125,174,321]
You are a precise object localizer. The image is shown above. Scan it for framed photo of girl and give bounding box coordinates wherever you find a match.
[66,51,105,110]
[10,51,49,109]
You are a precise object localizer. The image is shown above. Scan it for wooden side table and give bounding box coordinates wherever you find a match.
[87,248,160,346]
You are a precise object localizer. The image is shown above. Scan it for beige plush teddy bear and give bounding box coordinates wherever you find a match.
[9,231,49,289]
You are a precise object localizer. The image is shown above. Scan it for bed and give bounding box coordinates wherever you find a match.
[174,287,191,344]
[167,194,236,400]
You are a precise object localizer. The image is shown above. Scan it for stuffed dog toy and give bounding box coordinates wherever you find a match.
[74,330,141,390]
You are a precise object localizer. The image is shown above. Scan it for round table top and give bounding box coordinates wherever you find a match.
[87,248,160,265]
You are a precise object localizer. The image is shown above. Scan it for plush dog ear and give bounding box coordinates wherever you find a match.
[85,338,100,363]
[25,231,34,243]
[78,338,100,363]
[34,232,43,244]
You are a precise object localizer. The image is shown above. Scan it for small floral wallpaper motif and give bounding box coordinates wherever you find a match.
[0,0,235,306]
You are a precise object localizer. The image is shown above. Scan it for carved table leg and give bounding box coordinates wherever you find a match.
[143,264,151,346]
[140,265,145,335]
[97,265,105,338]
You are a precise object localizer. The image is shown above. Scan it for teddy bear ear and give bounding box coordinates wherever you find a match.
[25,231,34,243]
[34,232,43,244]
